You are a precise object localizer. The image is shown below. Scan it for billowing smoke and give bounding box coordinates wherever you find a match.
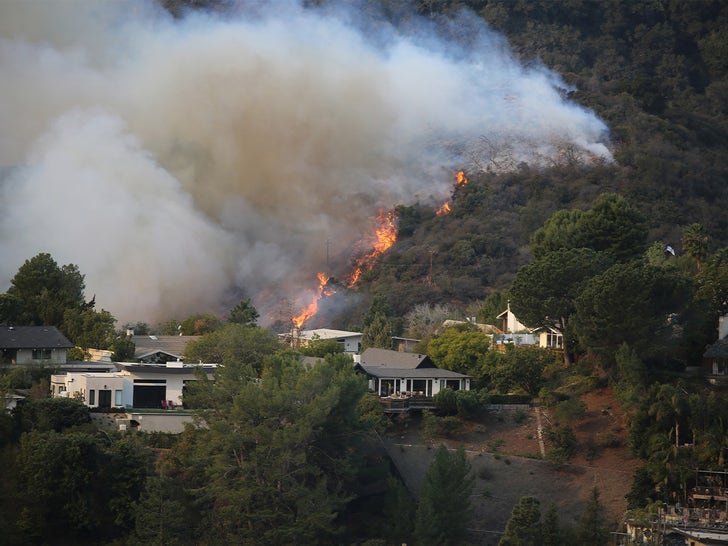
[0,0,611,325]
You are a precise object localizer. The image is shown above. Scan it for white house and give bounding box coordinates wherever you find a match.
[496,302,530,334]
[0,326,73,365]
[51,361,216,409]
[355,347,470,398]
[495,303,564,351]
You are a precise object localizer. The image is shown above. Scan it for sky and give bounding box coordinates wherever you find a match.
[0,0,611,325]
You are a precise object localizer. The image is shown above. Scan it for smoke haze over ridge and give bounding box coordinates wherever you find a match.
[0,0,611,324]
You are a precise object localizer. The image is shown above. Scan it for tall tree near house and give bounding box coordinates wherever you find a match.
[574,193,648,263]
[574,261,693,362]
[0,253,90,328]
[176,353,371,545]
[62,307,117,350]
[361,311,393,350]
[183,323,281,375]
[414,445,473,546]
[427,326,491,380]
[530,208,584,259]
[529,194,647,263]
[510,247,612,366]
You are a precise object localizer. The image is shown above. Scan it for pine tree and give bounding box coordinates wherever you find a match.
[414,445,474,546]
[499,496,542,546]
[577,487,609,546]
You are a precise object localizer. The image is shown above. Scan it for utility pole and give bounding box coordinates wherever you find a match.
[427,249,435,286]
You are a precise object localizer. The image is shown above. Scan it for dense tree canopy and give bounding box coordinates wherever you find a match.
[510,247,612,364]
[574,261,692,360]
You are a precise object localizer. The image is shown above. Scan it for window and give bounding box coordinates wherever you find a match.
[89,389,95,405]
[32,348,52,360]
[114,390,123,406]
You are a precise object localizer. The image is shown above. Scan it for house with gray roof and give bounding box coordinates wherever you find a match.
[132,335,201,363]
[0,326,73,365]
[355,347,470,400]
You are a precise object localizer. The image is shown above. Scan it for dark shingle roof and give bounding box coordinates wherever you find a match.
[356,365,469,379]
[359,347,435,369]
[0,326,73,349]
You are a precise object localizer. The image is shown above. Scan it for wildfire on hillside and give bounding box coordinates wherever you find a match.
[289,209,398,328]
[435,170,469,217]
[346,209,397,287]
[291,271,335,328]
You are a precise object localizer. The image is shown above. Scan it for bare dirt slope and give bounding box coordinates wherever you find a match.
[382,388,641,545]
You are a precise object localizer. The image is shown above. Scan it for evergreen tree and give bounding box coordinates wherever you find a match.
[499,496,542,546]
[228,298,259,326]
[577,487,609,546]
[0,253,90,328]
[414,445,474,546]
[361,311,392,350]
[541,503,563,546]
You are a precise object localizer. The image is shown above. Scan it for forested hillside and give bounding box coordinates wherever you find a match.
[336,0,728,321]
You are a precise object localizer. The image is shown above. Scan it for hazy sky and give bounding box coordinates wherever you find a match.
[0,0,611,324]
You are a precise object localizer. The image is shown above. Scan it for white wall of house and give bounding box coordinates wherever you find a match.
[119,365,199,406]
[15,347,67,365]
[52,372,128,408]
[372,376,470,397]
[537,330,563,349]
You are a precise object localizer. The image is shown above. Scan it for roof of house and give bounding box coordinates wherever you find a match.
[441,319,503,334]
[0,326,73,349]
[297,328,362,340]
[355,365,469,379]
[359,347,435,369]
[115,361,217,375]
[132,335,201,360]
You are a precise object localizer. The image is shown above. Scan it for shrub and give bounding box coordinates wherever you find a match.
[513,408,529,424]
[553,397,587,423]
[545,424,577,458]
[455,389,481,419]
[433,389,458,415]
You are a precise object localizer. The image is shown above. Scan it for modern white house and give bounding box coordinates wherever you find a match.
[51,361,216,409]
[0,326,73,365]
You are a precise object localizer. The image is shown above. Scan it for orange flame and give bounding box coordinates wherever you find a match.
[435,201,452,217]
[436,171,469,217]
[291,272,334,328]
[347,209,397,287]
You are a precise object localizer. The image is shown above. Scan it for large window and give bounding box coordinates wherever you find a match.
[32,348,52,360]
[89,389,95,405]
[114,390,123,406]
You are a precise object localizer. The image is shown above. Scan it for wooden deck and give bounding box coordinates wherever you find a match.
[378,395,435,413]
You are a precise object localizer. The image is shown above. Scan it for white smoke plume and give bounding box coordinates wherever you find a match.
[0,0,611,325]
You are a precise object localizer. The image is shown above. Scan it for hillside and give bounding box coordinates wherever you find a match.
[384,387,641,542]
[335,0,728,326]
